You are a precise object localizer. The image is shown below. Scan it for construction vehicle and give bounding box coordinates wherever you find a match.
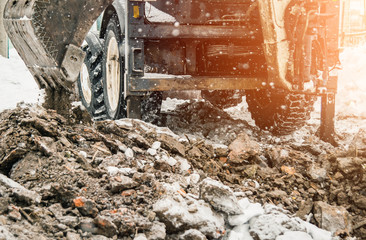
[3,0,354,142]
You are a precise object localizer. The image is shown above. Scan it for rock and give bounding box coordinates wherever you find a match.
[228,198,264,226]
[179,229,207,240]
[0,197,9,214]
[0,173,41,205]
[188,146,204,158]
[110,175,138,193]
[308,165,327,182]
[176,156,191,172]
[91,235,111,240]
[336,192,348,205]
[228,133,260,163]
[34,136,57,156]
[66,232,82,240]
[8,206,21,221]
[152,141,162,150]
[349,128,366,155]
[189,174,200,185]
[0,148,27,173]
[94,216,118,238]
[244,165,258,178]
[80,218,98,234]
[163,156,178,167]
[153,195,225,238]
[154,159,173,172]
[267,189,287,199]
[50,183,77,207]
[48,203,64,219]
[158,134,186,156]
[73,197,99,217]
[106,166,136,176]
[296,200,313,219]
[147,221,166,240]
[354,196,366,210]
[268,147,290,166]
[275,231,312,240]
[128,133,150,149]
[147,148,157,156]
[313,201,352,235]
[147,211,156,222]
[200,178,242,215]
[336,157,362,175]
[212,144,229,157]
[59,136,72,148]
[58,216,79,228]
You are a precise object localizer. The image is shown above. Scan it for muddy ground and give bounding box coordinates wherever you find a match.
[0,98,365,239]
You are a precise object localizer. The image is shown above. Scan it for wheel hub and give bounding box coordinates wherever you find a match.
[79,63,92,105]
[106,36,121,112]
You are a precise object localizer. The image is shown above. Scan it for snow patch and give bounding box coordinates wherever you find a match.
[0,49,43,113]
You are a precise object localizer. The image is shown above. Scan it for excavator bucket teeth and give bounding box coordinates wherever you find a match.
[3,0,114,91]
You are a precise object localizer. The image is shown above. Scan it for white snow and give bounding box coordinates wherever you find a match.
[161,97,188,112]
[176,156,191,172]
[147,148,157,156]
[337,45,366,118]
[151,141,162,150]
[106,166,135,176]
[228,199,264,226]
[124,148,134,159]
[0,49,42,113]
[145,3,177,23]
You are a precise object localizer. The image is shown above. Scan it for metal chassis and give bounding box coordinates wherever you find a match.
[123,1,267,97]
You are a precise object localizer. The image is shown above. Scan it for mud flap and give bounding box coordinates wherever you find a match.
[3,0,114,91]
[319,93,336,145]
[319,75,338,146]
[126,96,142,119]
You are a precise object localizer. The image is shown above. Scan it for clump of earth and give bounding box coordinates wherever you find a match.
[0,98,365,239]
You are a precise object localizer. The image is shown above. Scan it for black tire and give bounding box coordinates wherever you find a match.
[77,32,107,120]
[245,90,315,135]
[201,90,243,109]
[102,16,126,119]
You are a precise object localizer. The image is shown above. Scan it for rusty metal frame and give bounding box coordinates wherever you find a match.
[129,75,266,92]
[129,25,260,40]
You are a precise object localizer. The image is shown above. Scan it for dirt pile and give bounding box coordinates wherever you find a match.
[0,103,365,239]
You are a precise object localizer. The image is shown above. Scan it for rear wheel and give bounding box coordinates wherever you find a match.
[245,90,316,135]
[103,16,126,119]
[102,16,162,123]
[77,32,107,120]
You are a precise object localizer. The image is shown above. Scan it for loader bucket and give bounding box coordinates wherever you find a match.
[3,0,114,91]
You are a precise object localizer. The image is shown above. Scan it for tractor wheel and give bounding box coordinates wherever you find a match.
[77,32,107,120]
[102,15,162,122]
[201,90,243,109]
[103,16,126,119]
[245,90,316,135]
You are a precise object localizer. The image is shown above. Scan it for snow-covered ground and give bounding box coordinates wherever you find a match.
[337,46,366,118]
[0,49,42,113]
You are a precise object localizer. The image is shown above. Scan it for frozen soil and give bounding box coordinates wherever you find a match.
[0,100,365,239]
